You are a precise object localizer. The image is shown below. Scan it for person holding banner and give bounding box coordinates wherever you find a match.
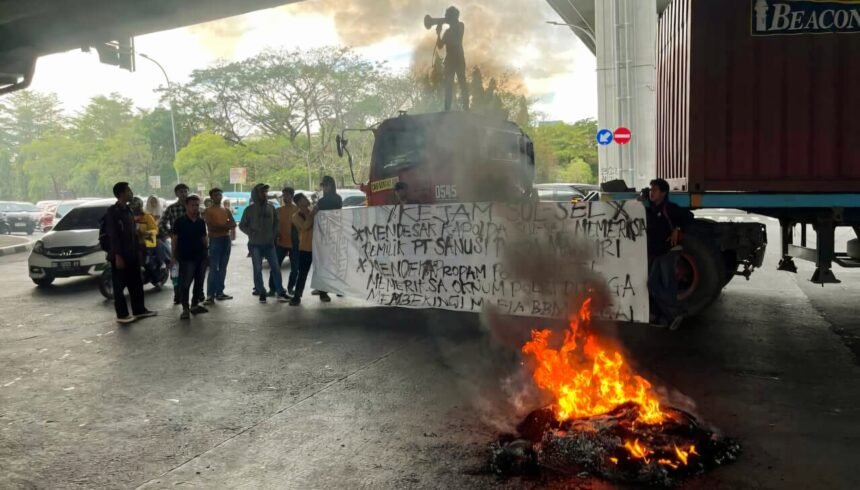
[289,193,317,306]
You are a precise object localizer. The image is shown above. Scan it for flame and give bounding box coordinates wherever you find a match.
[521,298,664,424]
[623,439,652,464]
[674,444,698,466]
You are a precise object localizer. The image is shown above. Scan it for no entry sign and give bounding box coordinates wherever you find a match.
[614,127,632,145]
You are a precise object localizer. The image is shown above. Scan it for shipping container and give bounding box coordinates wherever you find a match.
[657,0,860,193]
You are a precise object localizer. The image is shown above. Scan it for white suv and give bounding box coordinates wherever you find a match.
[28,199,112,287]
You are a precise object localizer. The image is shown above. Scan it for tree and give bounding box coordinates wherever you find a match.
[0,91,65,199]
[174,132,239,189]
[19,131,84,200]
[530,119,599,184]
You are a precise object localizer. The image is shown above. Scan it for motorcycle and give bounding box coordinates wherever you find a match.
[99,253,169,300]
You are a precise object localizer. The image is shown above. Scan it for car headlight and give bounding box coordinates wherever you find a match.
[32,240,45,255]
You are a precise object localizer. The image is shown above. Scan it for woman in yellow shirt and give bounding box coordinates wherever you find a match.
[289,192,318,306]
[131,197,159,276]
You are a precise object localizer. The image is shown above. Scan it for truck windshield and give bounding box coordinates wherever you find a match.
[487,129,524,163]
[376,127,427,176]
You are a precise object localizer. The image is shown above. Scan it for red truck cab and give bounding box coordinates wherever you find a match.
[341,112,535,206]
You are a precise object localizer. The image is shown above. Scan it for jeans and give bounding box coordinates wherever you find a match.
[287,244,299,292]
[207,236,231,298]
[111,259,146,318]
[179,257,207,310]
[293,251,313,299]
[648,251,682,323]
[270,245,299,293]
[250,244,283,297]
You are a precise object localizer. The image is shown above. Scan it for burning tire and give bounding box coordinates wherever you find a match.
[677,225,727,316]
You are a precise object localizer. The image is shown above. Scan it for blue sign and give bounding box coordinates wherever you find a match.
[752,0,860,36]
[596,129,614,146]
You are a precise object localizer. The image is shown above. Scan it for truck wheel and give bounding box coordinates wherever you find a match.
[722,251,738,287]
[848,239,860,260]
[677,228,727,317]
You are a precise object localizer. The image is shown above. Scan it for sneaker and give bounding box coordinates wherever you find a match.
[190,305,209,315]
[259,294,267,304]
[180,310,191,320]
[173,299,181,306]
[277,293,290,303]
[216,293,233,301]
[287,288,295,296]
[116,316,135,324]
[202,298,215,306]
[319,293,332,303]
[289,297,301,306]
[311,290,321,296]
[252,289,269,297]
[135,310,158,319]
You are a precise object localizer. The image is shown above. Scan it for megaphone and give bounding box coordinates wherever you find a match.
[424,14,448,30]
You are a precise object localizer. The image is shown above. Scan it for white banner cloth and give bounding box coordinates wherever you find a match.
[311,201,648,322]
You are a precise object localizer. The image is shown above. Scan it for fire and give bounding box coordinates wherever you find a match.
[522,298,665,425]
[521,298,707,468]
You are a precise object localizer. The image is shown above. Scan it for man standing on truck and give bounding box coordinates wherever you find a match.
[436,6,468,111]
[641,178,693,330]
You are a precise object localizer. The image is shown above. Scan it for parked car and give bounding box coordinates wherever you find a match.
[40,200,86,233]
[533,183,599,203]
[0,201,41,235]
[339,189,367,207]
[28,199,113,287]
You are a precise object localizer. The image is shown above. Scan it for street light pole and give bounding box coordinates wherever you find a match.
[546,20,597,46]
[139,52,179,182]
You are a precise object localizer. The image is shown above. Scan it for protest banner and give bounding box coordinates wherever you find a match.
[311,201,648,322]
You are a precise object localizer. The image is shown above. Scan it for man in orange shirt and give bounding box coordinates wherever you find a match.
[289,192,317,306]
[203,188,237,304]
[271,187,299,296]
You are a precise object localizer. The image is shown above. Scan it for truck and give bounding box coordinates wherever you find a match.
[598,0,860,316]
[336,111,535,206]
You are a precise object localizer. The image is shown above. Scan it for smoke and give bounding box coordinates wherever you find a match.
[187,16,251,59]
[295,0,578,84]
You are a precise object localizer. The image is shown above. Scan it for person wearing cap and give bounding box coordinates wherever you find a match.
[239,183,289,303]
[312,176,343,303]
[159,183,193,305]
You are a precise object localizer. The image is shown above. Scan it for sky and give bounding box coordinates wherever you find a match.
[27,1,597,124]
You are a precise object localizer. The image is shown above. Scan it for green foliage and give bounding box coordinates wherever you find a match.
[174,132,240,190]
[530,119,599,184]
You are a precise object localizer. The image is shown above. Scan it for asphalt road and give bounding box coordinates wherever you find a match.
[1,221,858,490]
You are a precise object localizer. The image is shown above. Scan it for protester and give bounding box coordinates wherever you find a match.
[130,197,160,278]
[159,183,192,304]
[290,192,317,306]
[204,197,213,209]
[312,175,343,303]
[641,178,694,330]
[171,195,209,320]
[272,187,299,296]
[203,188,236,305]
[239,184,289,303]
[104,182,157,324]
[145,195,163,221]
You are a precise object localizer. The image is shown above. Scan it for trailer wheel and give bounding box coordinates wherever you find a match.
[848,239,860,260]
[676,228,727,317]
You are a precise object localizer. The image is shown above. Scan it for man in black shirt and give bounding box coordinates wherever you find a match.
[313,176,343,303]
[105,182,157,324]
[642,178,694,329]
[436,6,468,111]
[171,195,209,320]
